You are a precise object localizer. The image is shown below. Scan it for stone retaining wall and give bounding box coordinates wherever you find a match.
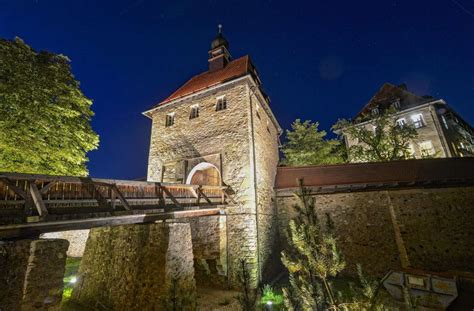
[72,222,196,310]
[0,238,69,310]
[275,186,474,276]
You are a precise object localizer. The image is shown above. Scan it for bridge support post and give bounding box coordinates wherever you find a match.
[72,222,196,310]
[0,238,69,310]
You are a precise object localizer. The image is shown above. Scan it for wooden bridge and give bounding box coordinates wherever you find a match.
[0,172,231,239]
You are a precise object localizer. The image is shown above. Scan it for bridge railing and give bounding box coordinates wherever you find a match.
[0,172,230,224]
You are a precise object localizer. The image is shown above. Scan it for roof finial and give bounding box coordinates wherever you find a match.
[218,24,222,34]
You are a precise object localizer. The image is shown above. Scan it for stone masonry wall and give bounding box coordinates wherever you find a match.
[146,78,261,286]
[0,238,69,311]
[276,186,474,277]
[72,222,196,310]
[250,90,280,283]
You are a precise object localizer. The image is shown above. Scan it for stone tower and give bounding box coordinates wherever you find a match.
[143,28,281,286]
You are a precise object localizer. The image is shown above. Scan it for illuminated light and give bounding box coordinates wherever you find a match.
[266,301,273,305]
[70,276,77,284]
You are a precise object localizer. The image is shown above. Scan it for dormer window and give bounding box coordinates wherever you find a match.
[165,113,175,127]
[216,96,227,111]
[411,113,424,128]
[189,105,199,119]
[396,118,407,128]
[371,107,379,116]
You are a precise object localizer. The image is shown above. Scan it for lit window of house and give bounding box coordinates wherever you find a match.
[419,140,435,156]
[189,104,199,119]
[441,115,449,129]
[411,113,424,128]
[165,113,175,127]
[372,125,377,134]
[216,96,227,111]
[396,118,407,128]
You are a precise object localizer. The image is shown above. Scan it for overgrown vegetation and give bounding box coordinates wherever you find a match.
[260,285,284,309]
[236,259,258,311]
[62,257,81,301]
[161,277,197,310]
[333,109,418,162]
[281,182,400,310]
[0,37,99,176]
[282,119,346,166]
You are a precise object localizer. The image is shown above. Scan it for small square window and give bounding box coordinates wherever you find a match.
[165,113,175,127]
[411,113,424,128]
[396,118,407,128]
[216,97,227,111]
[189,105,199,119]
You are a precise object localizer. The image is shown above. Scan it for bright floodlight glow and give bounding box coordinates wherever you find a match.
[70,276,77,284]
[266,301,273,305]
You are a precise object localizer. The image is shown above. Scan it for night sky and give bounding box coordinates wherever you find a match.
[1,0,473,179]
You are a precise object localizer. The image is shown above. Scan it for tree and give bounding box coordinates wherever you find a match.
[282,119,346,166]
[0,37,99,176]
[236,259,258,311]
[281,181,346,310]
[333,110,417,162]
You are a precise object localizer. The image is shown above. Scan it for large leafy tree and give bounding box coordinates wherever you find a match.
[0,37,99,176]
[282,119,346,166]
[333,110,417,162]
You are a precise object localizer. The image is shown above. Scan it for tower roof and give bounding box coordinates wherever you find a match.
[148,55,252,109]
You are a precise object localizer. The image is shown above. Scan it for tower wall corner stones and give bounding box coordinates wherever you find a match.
[72,222,197,310]
[0,238,69,310]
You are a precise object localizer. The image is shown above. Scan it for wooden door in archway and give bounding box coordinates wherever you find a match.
[190,167,220,186]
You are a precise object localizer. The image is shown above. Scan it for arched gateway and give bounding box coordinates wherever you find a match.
[186,162,221,186]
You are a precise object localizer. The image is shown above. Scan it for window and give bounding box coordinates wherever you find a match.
[256,104,261,120]
[165,113,175,127]
[189,105,199,119]
[411,113,424,128]
[392,98,401,109]
[419,140,435,157]
[216,96,227,111]
[396,118,407,128]
[266,121,271,134]
[441,115,449,129]
[371,107,379,116]
[372,125,377,134]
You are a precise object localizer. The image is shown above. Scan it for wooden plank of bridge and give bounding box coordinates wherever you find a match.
[39,180,58,195]
[0,177,28,200]
[0,207,223,239]
[161,186,181,209]
[29,182,49,217]
[112,184,131,211]
[197,186,212,205]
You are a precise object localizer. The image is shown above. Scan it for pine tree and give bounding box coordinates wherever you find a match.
[0,37,99,176]
[281,181,345,310]
[282,119,346,166]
